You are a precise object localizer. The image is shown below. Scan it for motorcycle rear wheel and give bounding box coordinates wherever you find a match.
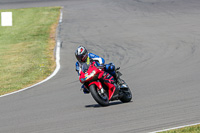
[119,80,132,103]
[90,84,109,106]
[120,88,132,103]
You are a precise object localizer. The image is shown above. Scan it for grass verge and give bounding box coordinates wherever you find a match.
[0,7,60,95]
[159,124,200,133]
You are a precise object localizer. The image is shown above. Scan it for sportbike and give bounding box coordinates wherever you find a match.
[79,61,132,106]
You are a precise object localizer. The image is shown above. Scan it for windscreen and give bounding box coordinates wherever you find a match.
[81,62,90,73]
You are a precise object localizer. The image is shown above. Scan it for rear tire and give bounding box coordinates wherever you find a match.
[90,84,109,106]
[119,80,132,103]
[120,88,132,103]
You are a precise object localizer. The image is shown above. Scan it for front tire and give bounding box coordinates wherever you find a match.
[90,84,109,106]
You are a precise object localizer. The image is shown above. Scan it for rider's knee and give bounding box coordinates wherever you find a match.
[105,63,115,72]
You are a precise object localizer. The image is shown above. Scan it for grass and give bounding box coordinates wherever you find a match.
[159,124,200,133]
[0,7,60,95]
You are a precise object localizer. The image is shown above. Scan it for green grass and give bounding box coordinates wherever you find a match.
[159,124,200,133]
[0,7,60,95]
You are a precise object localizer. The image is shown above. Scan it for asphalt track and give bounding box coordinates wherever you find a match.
[1,0,200,132]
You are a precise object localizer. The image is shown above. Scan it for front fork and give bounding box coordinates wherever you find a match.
[88,81,120,101]
[89,81,108,100]
[89,81,104,92]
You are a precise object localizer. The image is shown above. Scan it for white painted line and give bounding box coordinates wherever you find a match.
[59,10,63,23]
[1,12,12,26]
[149,122,200,133]
[0,9,63,98]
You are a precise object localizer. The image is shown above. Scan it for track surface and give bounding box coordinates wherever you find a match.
[1,0,200,132]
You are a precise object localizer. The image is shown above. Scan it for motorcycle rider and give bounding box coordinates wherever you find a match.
[75,45,121,94]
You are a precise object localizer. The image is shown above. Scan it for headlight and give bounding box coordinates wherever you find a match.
[81,78,86,82]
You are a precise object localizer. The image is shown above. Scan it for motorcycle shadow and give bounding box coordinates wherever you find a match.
[85,101,124,108]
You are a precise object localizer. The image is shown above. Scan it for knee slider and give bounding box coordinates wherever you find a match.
[110,65,115,71]
[109,63,115,71]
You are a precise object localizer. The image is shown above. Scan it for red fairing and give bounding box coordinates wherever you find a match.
[89,81,102,89]
[79,61,116,100]
[100,72,115,100]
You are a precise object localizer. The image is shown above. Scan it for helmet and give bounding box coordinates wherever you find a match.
[75,46,88,62]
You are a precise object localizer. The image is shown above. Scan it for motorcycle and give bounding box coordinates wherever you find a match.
[79,61,132,106]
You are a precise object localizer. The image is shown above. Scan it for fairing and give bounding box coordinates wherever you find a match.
[79,61,117,100]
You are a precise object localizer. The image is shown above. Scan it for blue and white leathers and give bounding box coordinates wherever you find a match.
[75,53,116,76]
[76,53,116,94]
[75,53,105,75]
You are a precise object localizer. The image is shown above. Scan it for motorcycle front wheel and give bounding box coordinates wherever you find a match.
[89,84,109,106]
